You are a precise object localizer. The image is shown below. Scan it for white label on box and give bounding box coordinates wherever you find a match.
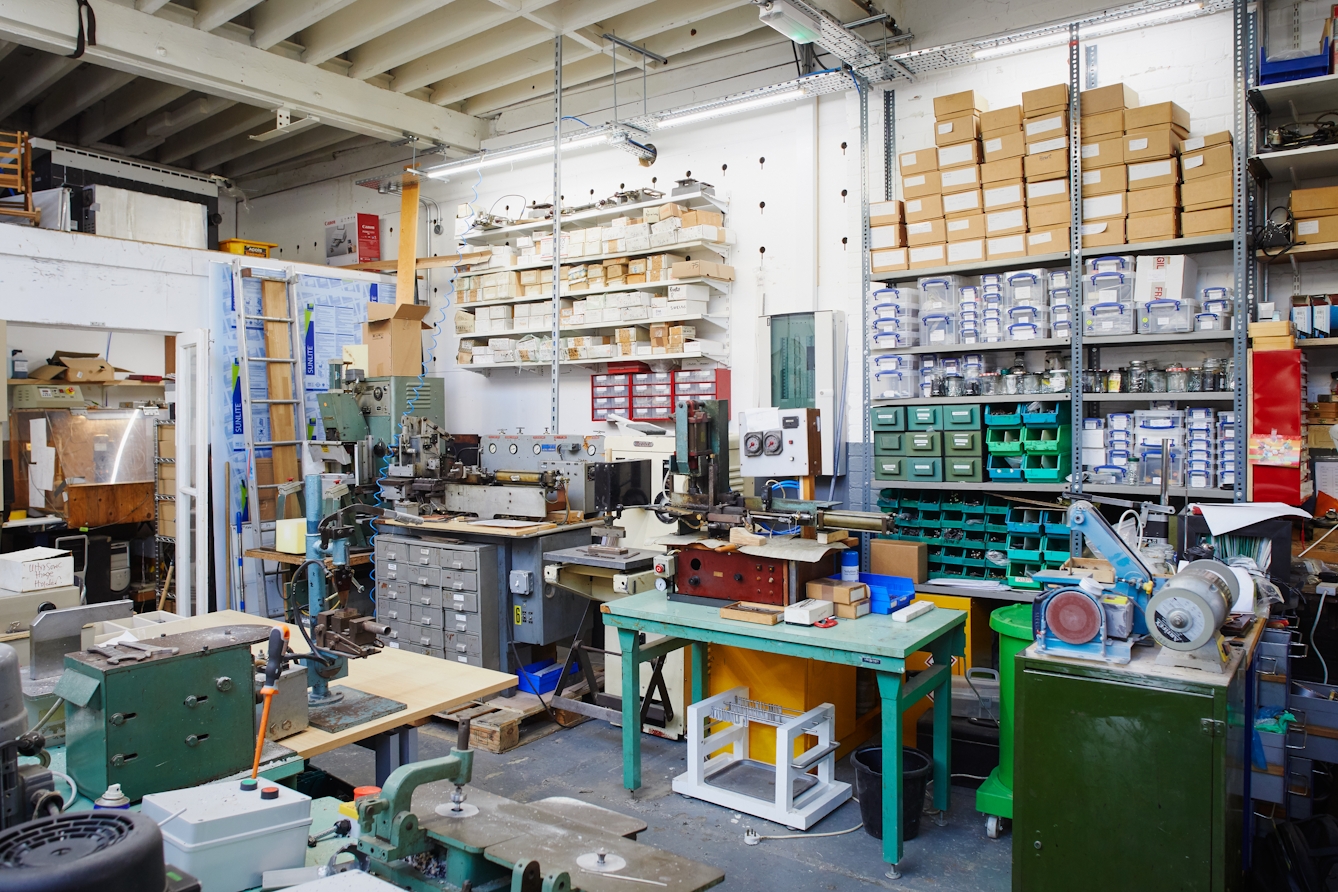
[1081,144,1100,158]
[907,199,922,213]
[1081,169,1102,185]
[1183,136,1206,151]
[988,235,1025,253]
[941,167,976,187]
[871,248,907,266]
[902,151,918,165]
[1299,220,1321,235]
[1026,179,1066,198]
[930,328,946,342]
[1080,222,1109,236]
[942,191,979,212]
[1184,154,1205,169]
[905,174,926,188]
[984,137,1003,154]
[1098,288,1117,301]
[1028,231,1055,245]
[1084,193,1123,218]
[1129,159,1173,181]
[948,218,970,231]
[984,184,1022,206]
[939,143,973,165]
[910,245,944,262]
[938,121,954,134]
[1026,115,1063,136]
[1030,136,1067,153]
[1128,137,1149,151]
[988,209,1024,231]
[908,221,934,235]
[948,240,984,262]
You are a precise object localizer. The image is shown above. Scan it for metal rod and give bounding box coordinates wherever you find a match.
[602,33,668,64]
[551,35,562,435]
[1068,22,1086,558]
[845,13,891,28]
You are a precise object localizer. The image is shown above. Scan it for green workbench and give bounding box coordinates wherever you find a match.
[601,591,966,877]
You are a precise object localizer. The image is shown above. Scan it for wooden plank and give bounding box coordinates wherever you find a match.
[243,547,372,566]
[259,279,300,494]
[395,173,420,304]
[65,482,155,527]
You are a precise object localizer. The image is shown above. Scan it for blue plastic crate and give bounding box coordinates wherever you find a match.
[516,659,570,695]
[1021,404,1062,427]
[987,454,1025,481]
[1260,40,1331,85]
[860,571,915,615]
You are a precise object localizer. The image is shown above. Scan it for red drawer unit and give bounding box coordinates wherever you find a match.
[631,371,675,421]
[591,362,652,422]
[1250,348,1308,505]
[672,367,731,407]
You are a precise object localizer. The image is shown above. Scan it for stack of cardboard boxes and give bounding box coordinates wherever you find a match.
[1179,132,1235,236]
[1077,83,1137,247]
[1106,95,1188,243]
[1292,185,1338,249]
[1017,83,1071,258]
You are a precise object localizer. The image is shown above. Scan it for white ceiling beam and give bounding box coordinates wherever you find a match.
[31,66,138,135]
[390,18,550,94]
[300,0,455,65]
[250,0,358,50]
[0,52,79,121]
[157,103,272,163]
[136,0,173,11]
[223,126,359,178]
[122,95,237,155]
[343,0,525,80]
[193,0,262,33]
[0,0,483,147]
[78,79,190,143]
[0,39,16,64]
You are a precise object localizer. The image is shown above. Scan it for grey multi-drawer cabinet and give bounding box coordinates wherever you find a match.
[375,535,499,670]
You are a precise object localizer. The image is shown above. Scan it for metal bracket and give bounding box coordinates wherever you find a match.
[29,600,134,680]
[1200,718,1226,737]
[1085,44,1098,89]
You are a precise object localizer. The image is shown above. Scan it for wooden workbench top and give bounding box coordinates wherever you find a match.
[243,547,373,567]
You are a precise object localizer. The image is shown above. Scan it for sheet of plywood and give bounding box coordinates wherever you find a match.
[65,482,155,527]
[259,279,300,489]
[395,174,420,304]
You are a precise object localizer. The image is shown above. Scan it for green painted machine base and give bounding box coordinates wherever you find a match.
[975,767,1013,819]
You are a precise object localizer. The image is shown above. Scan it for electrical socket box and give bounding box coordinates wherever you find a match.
[737,407,822,478]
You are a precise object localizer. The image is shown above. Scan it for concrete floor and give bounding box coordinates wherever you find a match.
[313,718,1011,891]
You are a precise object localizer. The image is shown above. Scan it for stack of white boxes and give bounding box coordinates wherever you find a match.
[1217,412,1237,489]
[473,305,514,335]
[871,352,915,400]
[1133,408,1186,486]
[1185,407,1216,490]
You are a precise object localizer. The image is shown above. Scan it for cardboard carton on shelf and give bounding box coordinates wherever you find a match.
[1027,200,1072,230]
[1024,112,1068,144]
[903,171,943,199]
[907,218,947,247]
[1128,184,1180,214]
[940,164,982,195]
[905,194,945,223]
[1080,109,1124,138]
[1182,174,1233,212]
[806,578,869,605]
[942,188,983,218]
[947,239,985,264]
[1182,206,1233,237]
[1250,320,1295,338]
[1292,186,1338,216]
[1081,165,1128,197]
[1181,143,1232,181]
[934,89,989,118]
[870,539,928,583]
[1295,214,1338,244]
[986,207,1027,237]
[983,180,1025,211]
[935,112,981,147]
[980,105,1023,136]
[1128,158,1179,191]
[1079,137,1125,170]
[1022,83,1069,117]
[1082,191,1126,221]
[1025,178,1068,206]
[983,130,1026,163]
[987,233,1028,260]
[946,213,986,242]
[908,243,947,269]
[1124,101,1190,138]
[870,247,909,274]
[1027,134,1069,156]
[1128,208,1180,242]
[1081,82,1139,116]
[27,352,129,383]
[1182,131,1232,152]
[870,223,907,250]
[870,200,904,226]
[1024,149,1068,181]
[1027,226,1070,256]
[938,141,981,170]
[1254,335,1297,351]
[899,148,939,176]
[981,156,1024,184]
[1124,129,1181,163]
[1081,218,1126,248]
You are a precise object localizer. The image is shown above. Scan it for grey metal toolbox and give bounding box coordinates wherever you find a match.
[376,537,499,670]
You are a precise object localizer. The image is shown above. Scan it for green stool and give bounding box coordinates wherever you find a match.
[976,602,1034,838]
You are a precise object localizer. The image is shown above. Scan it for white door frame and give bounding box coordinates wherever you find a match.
[175,328,210,616]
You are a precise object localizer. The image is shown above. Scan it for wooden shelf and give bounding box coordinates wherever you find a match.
[7,379,166,387]
[469,311,726,339]
[1259,242,1338,265]
[456,276,731,310]
[1298,337,1338,349]
[459,189,728,242]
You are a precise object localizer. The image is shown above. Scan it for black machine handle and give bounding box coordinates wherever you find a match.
[457,718,471,752]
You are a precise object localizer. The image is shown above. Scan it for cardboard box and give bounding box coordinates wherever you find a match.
[1025,178,1068,206]
[0,546,74,591]
[870,247,909,273]
[981,156,1024,184]
[1124,128,1181,162]
[1024,112,1068,142]
[363,302,430,377]
[1081,218,1126,248]
[681,209,724,228]
[941,188,983,217]
[671,259,734,280]
[982,130,1026,163]
[1025,149,1068,180]
[983,180,1024,211]
[1128,184,1179,214]
[1128,208,1179,242]
[1027,135,1069,155]
[986,207,1027,236]
[1181,173,1233,211]
[870,199,904,225]
[946,213,986,241]
[1296,214,1338,244]
[1127,158,1179,190]
[903,171,942,199]
[934,89,988,118]
[981,105,1022,135]
[1124,101,1190,137]
[937,141,981,170]
[939,165,981,195]
[835,599,873,619]
[1081,82,1139,116]
[1022,83,1069,117]
[908,243,947,269]
[1027,200,1071,229]
[1080,109,1124,138]
[1181,143,1232,181]
[1133,254,1198,304]
[1291,185,1338,216]
[1027,226,1070,255]
[899,148,938,175]
[987,234,1028,260]
[1079,137,1124,170]
[935,112,980,147]
[1182,206,1232,237]
[870,223,907,249]
[1249,320,1294,338]
[1081,164,1127,197]
[806,577,869,605]
[325,212,380,266]
[947,238,985,264]
[905,193,945,223]
[1083,191,1126,220]
[870,539,927,583]
[907,218,947,246]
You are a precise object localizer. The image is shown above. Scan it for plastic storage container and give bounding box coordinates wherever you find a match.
[1082,271,1134,307]
[918,276,961,312]
[1006,272,1048,309]
[921,313,958,347]
[1139,298,1200,334]
[1085,255,1135,276]
[872,369,914,400]
[1008,322,1045,342]
[1082,301,1135,336]
[1136,447,1184,486]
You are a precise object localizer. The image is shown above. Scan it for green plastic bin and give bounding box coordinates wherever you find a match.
[976,603,1036,832]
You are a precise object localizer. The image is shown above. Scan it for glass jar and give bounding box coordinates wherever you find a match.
[979,371,1000,395]
[1202,357,1223,392]
[1083,370,1103,393]
[1019,372,1042,394]
[1044,350,1064,372]
[1224,357,1236,391]
[1186,367,1203,393]
[1000,372,1019,395]
[944,373,966,398]
[1105,368,1124,393]
[1011,352,1027,376]
[1166,365,1188,392]
[1147,366,1168,393]
[1128,359,1148,393]
[1043,367,1071,393]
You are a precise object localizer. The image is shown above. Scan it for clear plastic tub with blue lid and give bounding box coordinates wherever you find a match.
[1083,300,1135,335]
[872,369,915,399]
[1008,321,1044,341]
[917,276,962,312]
[1139,298,1200,334]
[921,313,958,346]
[1082,270,1135,306]
[1084,254,1136,276]
[1005,270,1049,309]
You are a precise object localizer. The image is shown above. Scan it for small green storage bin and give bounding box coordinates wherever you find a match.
[919,509,942,529]
[1007,560,1044,589]
[985,403,1025,427]
[870,406,906,432]
[915,493,943,511]
[961,494,987,514]
[907,406,942,430]
[985,495,1011,516]
[945,456,984,482]
[907,431,943,455]
[1006,507,1043,534]
[943,405,982,430]
[986,428,1025,455]
[907,457,944,482]
[1007,534,1044,562]
[1022,426,1072,455]
[1043,535,1071,563]
[873,456,909,481]
[874,432,909,455]
[1022,453,1071,482]
[945,430,983,455]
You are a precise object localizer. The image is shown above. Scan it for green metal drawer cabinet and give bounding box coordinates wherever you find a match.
[870,406,906,432]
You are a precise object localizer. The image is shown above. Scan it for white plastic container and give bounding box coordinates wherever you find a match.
[1049,269,1073,290]
[872,369,915,400]
[143,779,312,892]
[1085,254,1136,276]
[871,330,915,350]
[1007,321,1044,341]
[1052,318,1074,338]
[1083,300,1135,336]
[1139,298,1200,334]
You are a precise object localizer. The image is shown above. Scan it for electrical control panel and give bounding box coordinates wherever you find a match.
[12,384,85,408]
[737,407,822,478]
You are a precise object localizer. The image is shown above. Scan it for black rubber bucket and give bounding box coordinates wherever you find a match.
[851,746,933,841]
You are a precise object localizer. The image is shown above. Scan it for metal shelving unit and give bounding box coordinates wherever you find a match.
[154,417,175,608]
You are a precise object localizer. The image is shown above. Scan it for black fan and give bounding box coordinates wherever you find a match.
[0,811,199,892]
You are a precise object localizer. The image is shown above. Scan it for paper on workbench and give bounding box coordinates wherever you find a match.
[739,540,846,563]
[1192,502,1310,536]
[653,534,731,548]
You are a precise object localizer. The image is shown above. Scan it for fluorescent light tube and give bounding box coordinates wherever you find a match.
[424,131,611,178]
[758,0,823,44]
[972,2,1204,59]
[972,32,1067,59]
[658,88,807,128]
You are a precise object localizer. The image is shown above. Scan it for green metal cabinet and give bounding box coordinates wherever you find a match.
[1014,639,1250,892]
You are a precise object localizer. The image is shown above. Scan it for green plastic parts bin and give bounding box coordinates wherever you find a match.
[976,602,1035,837]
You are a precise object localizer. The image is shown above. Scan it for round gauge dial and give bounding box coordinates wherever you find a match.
[655,577,670,591]
[743,432,764,457]
[488,443,497,454]
[762,432,784,455]
[509,443,519,454]
[533,443,544,454]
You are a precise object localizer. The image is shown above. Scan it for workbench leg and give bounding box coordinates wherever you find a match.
[618,628,642,791]
[876,670,904,876]
[689,642,707,704]
[374,734,395,786]
[929,637,953,822]
[399,727,419,767]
